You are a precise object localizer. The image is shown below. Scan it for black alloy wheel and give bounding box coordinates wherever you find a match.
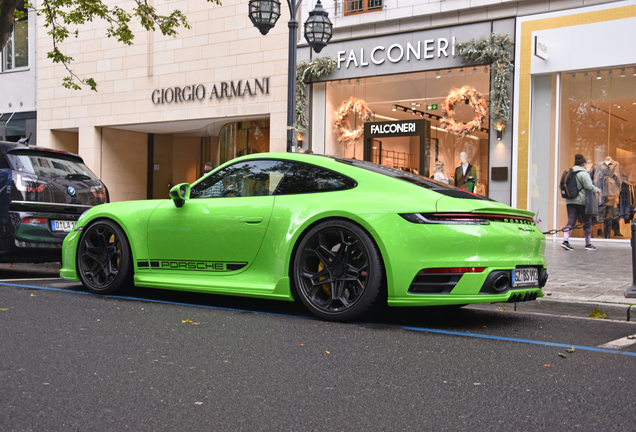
[77,220,133,295]
[293,220,384,321]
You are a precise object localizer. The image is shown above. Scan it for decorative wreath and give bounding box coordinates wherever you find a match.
[334,97,373,146]
[439,86,488,137]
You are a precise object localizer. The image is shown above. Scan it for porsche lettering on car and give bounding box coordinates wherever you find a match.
[60,153,547,321]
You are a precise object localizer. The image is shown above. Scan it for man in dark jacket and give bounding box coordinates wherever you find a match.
[562,154,600,251]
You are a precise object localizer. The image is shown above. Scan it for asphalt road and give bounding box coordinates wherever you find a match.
[1,273,636,431]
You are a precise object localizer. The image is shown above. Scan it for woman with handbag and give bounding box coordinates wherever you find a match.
[562,154,600,251]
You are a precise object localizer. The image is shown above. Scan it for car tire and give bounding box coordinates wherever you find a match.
[293,219,385,322]
[77,219,133,295]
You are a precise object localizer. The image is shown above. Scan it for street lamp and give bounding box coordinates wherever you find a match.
[249,0,333,152]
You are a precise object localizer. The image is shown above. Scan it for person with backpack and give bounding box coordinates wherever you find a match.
[561,154,600,251]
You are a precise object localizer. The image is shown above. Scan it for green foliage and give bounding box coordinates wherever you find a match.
[295,56,337,134]
[455,33,513,132]
[31,0,222,91]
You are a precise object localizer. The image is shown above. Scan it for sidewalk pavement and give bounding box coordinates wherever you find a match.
[474,239,636,322]
[1,239,635,321]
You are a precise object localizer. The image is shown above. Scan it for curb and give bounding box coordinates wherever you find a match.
[468,298,633,322]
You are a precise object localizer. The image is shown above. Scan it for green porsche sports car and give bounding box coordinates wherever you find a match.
[60,153,547,321]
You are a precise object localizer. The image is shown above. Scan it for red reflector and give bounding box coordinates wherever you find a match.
[419,267,485,274]
[21,217,47,225]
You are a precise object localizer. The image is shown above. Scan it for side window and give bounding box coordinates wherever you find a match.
[275,163,357,195]
[190,160,293,199]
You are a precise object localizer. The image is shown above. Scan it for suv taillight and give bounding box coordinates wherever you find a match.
[21,217,47,226]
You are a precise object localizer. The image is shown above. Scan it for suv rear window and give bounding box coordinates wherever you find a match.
[6,150,93,178]
[6,149,107,206]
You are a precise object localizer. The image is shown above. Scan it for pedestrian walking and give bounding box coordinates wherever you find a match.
[561,154,600,251]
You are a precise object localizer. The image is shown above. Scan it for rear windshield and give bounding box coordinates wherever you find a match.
[6,150,107,206]
[336,158,491,201]
[6,150,96,179]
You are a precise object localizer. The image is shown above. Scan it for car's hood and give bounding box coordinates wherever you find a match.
[435,196,535,218]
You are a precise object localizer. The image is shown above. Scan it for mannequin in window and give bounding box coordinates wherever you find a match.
[594,156,622,238]
[454,152,477,192]
[433,161,449,184]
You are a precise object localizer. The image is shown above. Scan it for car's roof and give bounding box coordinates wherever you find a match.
[0,141,85,161]
[224,152,491,200]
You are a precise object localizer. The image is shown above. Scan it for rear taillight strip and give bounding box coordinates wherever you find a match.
[400,213,535,225]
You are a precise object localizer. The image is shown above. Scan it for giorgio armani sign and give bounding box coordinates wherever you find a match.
[151,77,270,105]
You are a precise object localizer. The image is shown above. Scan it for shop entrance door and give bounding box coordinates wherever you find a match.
[363,119,430,176]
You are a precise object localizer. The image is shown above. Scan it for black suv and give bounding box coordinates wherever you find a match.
[0,141,109,263]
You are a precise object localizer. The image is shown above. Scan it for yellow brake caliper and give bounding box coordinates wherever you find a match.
[109,234,120,267]
[318,261,330,296]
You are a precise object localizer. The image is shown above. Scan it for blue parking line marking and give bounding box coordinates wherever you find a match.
[400,326,636,357]
[3,282,635,357]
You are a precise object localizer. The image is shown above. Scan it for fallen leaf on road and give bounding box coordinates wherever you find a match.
[325,351,330,354]
[544,364,551,368]
[30,294,35,297]
[498,307,505,311]
[0,308,8,311]
[182,319,192,323]
[566,347,575,353]
[588,308,608,319]
[558,353,567,358]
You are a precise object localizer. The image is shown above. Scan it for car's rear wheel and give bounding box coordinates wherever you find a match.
[293,220,384,322]
[77,220,133,295]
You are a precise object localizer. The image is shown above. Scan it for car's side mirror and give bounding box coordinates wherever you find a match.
[169,183,190,208]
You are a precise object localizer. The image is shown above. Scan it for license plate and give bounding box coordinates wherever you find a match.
[51,220,76,232]
[512,267,539,287]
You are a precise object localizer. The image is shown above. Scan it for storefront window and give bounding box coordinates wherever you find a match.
[3,1,28,71]
[218,119,270,165]
[324,67,490,195]
[558,66,636,240]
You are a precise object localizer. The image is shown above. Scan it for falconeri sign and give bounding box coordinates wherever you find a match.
[151,77,270,105]
[337,37,457,70]
[366,120,423,137]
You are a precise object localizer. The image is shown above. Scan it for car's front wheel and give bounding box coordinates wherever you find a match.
[77,220,133,295]
[293,220,385,322]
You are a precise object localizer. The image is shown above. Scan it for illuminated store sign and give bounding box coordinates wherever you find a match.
[366,120,423,137]
[151,77,270,105]
[337,38,456,69]
[370,122,417,135]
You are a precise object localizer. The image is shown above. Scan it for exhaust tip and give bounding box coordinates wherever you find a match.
[539,269,549,288]
[491,273,511,292]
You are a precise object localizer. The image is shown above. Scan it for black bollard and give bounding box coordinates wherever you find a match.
[626,219,636,298]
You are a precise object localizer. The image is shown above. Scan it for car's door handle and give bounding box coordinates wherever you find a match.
[240,216,263,224]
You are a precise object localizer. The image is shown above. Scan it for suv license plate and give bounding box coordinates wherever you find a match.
[512,267,539,287]
[52,220,76,232]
